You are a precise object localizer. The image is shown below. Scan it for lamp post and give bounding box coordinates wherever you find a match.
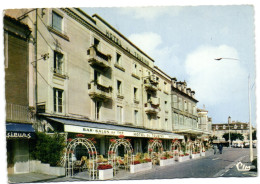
[228,116,231,148]
[214,57,253,161]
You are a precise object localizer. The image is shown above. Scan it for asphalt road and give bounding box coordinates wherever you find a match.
[120,148,257,180]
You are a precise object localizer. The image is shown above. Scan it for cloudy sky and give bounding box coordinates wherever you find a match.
[82,5,256,125]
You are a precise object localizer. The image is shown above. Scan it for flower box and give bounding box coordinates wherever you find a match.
[160,158,175,166]
[191,153,201,159]
[201,152,205,157]
[178,155,190,162]
[98,168,113,180]
[130,162,152,173]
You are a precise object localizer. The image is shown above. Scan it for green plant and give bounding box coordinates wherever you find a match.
[32,132,66,166]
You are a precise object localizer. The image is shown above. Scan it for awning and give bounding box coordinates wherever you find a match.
[6,122,35,139]
[46,117,184,140]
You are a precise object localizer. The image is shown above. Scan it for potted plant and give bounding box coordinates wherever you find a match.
[97,164,113,180]
[130,158,152,173]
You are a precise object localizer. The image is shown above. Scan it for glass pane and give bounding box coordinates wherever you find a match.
[52,12,62,32]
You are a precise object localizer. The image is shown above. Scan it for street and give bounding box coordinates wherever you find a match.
[47,148,257,183]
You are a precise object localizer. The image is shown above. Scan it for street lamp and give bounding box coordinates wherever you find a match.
[214,57,254,161]
[228,116,231,148]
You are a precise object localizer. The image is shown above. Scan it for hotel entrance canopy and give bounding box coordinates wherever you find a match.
[46,117,184,140]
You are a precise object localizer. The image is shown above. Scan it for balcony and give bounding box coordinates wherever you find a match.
[87,46,111,71]
[144,98,160,115]
[88,82,112,101]
[144,77,158,92]
[6,103,34,123]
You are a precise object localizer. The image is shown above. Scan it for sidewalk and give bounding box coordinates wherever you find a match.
[8,173,63,183]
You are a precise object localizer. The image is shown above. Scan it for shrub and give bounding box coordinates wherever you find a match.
[31,132,66,166]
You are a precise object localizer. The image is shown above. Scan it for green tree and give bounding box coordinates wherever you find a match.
[222,132,244,144]
[32,132,66,166]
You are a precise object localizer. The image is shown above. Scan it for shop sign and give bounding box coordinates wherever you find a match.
[6,132,31,139]
[65,125,183,139]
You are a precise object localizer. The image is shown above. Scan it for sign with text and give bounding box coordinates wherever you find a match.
[64,125,183,139]
[6,132,32,139]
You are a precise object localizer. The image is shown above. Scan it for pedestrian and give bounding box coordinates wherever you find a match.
[218,144,223,154]
[213,144,217,154]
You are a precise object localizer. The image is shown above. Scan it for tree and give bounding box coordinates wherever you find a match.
[32,132,66,166]
[222,132,244,144]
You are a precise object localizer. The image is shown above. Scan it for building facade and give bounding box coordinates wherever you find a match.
[4,15,35,174]
[4,8,217,175]
[212,120,252,145]
[197,108,212,142]
[4,8,184,166]
[171,79,203,141]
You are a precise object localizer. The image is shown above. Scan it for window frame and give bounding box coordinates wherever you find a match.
[52,11,63,33]
[54,51,64,75]
[53,88,63,113]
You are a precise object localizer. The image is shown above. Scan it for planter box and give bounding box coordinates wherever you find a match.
[29,160,65,176]
[178,156,190,162]
[130,162,152,173]
[175,156,179,161]
[201,152,205,157]
[99,168,113,180]
[160,158,175,166]
[191,153,201,159]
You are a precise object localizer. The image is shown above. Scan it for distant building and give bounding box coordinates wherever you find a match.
[212,119,253,144]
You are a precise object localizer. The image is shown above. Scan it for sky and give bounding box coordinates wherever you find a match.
[82,5,256,125]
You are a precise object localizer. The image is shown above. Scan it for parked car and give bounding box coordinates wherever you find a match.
[244,143,250,148]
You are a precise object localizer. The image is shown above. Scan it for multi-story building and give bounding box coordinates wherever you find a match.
[4,8,183,166]
[197,107,212,142]
[212,118,252,145]
[4,15,35,174]
[171,79,202,141]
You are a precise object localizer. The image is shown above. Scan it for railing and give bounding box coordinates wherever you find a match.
[88,82,112,101]
[6,103,33,123]
[144,102,160,114]
[87,46,111,69]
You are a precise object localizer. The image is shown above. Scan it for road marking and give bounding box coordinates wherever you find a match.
[213,155,246,177]
[212,158,219,160]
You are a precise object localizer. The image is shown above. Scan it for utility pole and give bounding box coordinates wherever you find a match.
[248,75,253,162]
[228,116,231,147]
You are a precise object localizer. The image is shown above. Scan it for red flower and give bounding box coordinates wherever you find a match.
[185,153,189,156]
[110,139,116,143]
[180,154,184,157]
[126,139,131,142]
[67,138,72,142]
[144,158,151,162]
[160,157,167,160]
[133,161,140,165]
[97,164,113,170]
[159,140,162,143]
[149,139,154,143]
[169,156,173,158]
[118,134,125,139]
[148,148,153,152]
[108,151,114,155]
[76,134,85,137]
